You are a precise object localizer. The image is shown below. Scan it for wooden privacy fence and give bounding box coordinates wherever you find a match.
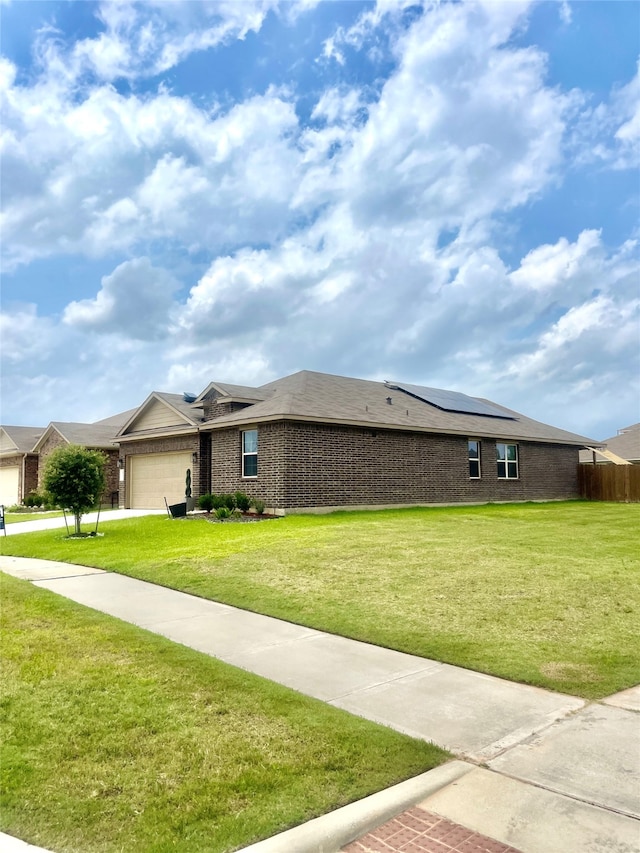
[578,464,640,502]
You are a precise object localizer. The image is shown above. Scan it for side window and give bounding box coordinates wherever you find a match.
[496,442,518,479]
[468,440,481,478]
[242,429,258,478]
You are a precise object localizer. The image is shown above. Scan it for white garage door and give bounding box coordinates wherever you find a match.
[0,466,20,506]
[129,452,192,509]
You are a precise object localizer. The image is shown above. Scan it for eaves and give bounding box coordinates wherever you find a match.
[200,413,593,447]
[117,426,200,443]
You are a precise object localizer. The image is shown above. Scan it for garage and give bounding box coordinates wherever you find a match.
[0,466,20,506]
[128,452,192,509]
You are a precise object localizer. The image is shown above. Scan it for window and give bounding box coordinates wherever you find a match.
[468,440,481,478]
[242,429,258,478]
[496,443,518,479]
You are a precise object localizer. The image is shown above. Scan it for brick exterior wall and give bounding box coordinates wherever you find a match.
[210,422,285,508]
[37,433,119,506]
[119,434,201,508]
[36,432,67,490]
[207,421,580,511]
[24,453,39,498]
[203,400,252,420]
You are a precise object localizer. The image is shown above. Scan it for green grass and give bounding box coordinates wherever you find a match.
[0,574,447,853]
[2,502,638,698]
[4,511,66,524]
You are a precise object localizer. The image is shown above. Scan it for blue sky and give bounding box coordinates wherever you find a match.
[1,0,638,440]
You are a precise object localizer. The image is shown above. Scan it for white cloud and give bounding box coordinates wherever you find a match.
[1,83,302,267]
[559,1,572,25]
[571,61,640,170]
[510,230,602,292]
[38,0,280,83]
[63,258,180,340]
[1,0,638,440]
[0,303,58,365]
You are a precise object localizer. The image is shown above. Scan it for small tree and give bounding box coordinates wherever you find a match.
[43,444,106,535]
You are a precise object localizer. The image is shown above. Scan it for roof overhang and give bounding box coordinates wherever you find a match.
[117,426,200,443]
[200,413,592,446]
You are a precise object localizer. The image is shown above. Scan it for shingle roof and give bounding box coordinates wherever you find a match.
[94,408,139,427]
[194,382,267,403]
[0,425,45,455]
[37,422,123,450]
[201,370,596,446]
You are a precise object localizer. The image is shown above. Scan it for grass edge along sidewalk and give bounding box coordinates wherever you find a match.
[0,573,448,853]
[2,501,638,700]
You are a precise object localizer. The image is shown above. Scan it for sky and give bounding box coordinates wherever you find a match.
[1,0,638,441]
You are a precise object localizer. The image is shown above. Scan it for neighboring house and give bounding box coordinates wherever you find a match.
[117,370,597,512]
[116,392,208,509]
[0,425,44,505]
[33,410,137,506]
[579,423,640,465]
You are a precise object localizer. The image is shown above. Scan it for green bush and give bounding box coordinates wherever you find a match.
[211,493,237,510]
[234,491,251,512]
[197,494,215,513]
[215,506,231,520]
[253,499,266,515]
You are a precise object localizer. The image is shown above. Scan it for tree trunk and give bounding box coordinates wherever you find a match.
[74,512,82,535]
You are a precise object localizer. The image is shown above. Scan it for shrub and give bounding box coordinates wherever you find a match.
[234,491,251,512]
[253,499,266,515]
[23,491,56,510]
[197,494,215,513]
[221,493,236,511]
[215,506,231,520]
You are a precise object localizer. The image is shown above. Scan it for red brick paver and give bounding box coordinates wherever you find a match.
[341,806,522,853]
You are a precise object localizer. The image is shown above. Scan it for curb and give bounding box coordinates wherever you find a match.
[238,760,473,853]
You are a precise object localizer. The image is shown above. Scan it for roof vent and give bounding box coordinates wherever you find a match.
[386,396,392,405]
[183,392,197,403]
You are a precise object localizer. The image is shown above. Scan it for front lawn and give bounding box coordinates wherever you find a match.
[0,574,447,853]
[2,502,638,698]
[4,511,66,524]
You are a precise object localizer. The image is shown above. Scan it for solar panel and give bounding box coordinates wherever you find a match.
[387,382,516,420]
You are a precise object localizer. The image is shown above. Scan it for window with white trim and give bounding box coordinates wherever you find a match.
[468,440,481,478]
[242,429,258,478]
[496,442,518,479]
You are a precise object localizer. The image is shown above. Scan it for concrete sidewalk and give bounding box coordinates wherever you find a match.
[1,556,638,853]
[2,508,166,536]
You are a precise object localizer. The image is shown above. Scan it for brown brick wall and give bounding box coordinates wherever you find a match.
[118,435,200,508]
[36,433,67,490]
[37,435,119,506]
[24,454,39,498]
[207,421,580,510]
[203,400,252,420]
[102,451,120,506]
[209,422,285,508]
